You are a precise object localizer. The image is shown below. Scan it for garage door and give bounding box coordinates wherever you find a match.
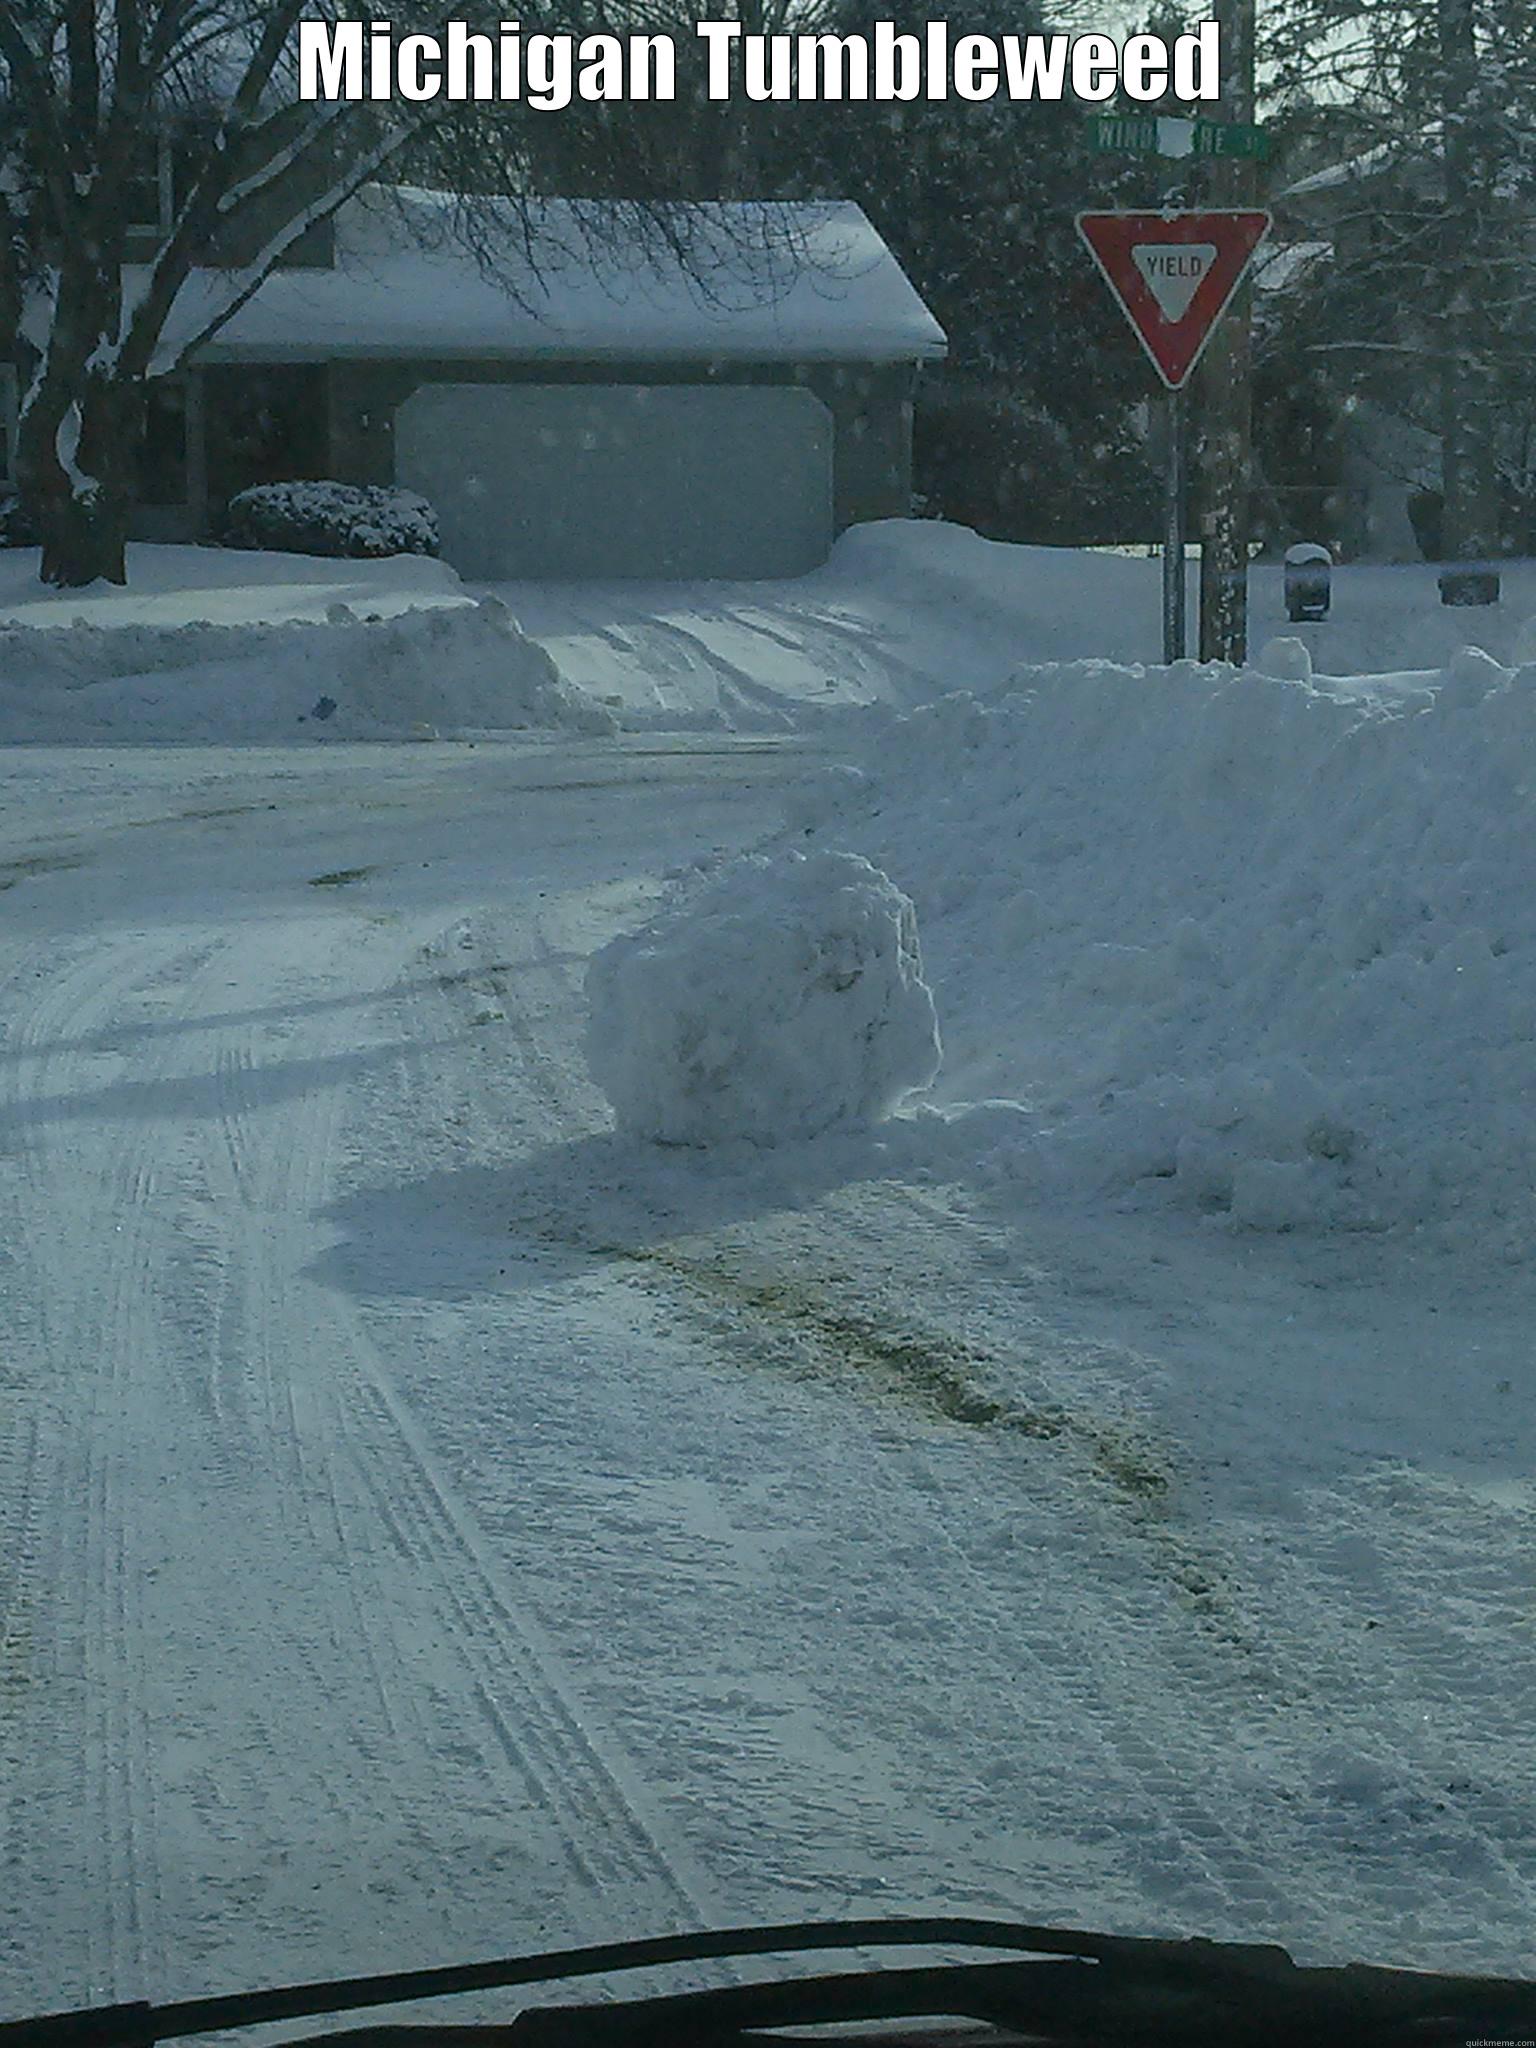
[395,383,834,581]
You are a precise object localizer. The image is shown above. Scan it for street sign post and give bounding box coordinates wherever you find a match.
[1163,388,1187,670]
[1075,209,1271,662]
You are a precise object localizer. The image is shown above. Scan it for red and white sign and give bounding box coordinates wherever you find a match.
[1075,210,1271,389]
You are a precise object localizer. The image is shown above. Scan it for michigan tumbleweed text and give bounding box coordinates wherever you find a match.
[297,19,1222,108]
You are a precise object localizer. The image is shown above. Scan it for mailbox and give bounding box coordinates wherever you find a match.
[1284,542,1332,623]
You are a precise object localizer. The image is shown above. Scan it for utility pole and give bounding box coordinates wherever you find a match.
[1437,0,1500,600]
[1195,0,1258,663]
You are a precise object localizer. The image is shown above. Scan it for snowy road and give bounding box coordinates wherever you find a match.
[0,741,790,2015]
[2,737,1534,2022]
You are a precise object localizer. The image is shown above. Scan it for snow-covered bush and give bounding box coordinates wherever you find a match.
[586,849,941,1146]
[223,482,439,560]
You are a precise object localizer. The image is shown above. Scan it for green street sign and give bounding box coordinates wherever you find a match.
[1088,114,1159,153]
[1192,120,1269,159]
[1088,115,1269,161]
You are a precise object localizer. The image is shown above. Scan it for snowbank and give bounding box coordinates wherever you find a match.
[497,521,1536,737]
[829,522,1536,678]
[585,849,940,1145]
[0,593,614,742]
[0,542,469,630]
[791,642,1536,1246]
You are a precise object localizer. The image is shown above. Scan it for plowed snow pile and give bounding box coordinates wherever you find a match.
[586,849,940,1144]
[794,640,1536,1247]
[0,595,614,741]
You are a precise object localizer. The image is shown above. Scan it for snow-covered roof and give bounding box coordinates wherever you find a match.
[1252,239,1330,292]
[1280,123,1527,205]
[1280,141,1398,199]
[159,188,948,367]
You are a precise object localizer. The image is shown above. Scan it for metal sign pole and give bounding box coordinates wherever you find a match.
[1163,385,1186,663]
[1075,209,1271,664]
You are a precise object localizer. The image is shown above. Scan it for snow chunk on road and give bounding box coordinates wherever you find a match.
[585,849,941,1145]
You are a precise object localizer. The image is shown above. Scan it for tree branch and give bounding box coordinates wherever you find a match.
[140,114,427,376]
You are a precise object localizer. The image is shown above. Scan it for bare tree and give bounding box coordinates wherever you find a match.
[0,1,798,587]
[1,3,376,581]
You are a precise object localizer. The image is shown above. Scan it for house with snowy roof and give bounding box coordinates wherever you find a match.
[103,185,947,581]
[1270,135,1536,561]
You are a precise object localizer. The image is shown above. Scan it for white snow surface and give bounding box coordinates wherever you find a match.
[0,541,470,630]
[5,531,1536,2020]
[3,737,1532,2004]
[586,848,940,1145]
[156,190,947,366]
[4,524,1534,744]
[0,567,612,741]
[790,642,1536,1248]
[496,521,1536,727]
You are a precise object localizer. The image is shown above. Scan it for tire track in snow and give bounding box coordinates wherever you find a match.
[172,906,720,1968]
[717,601,944,706]
[0,1398,44,1944]
[186,928,537,1910]
[336,1355,714,1908]
[1,899,651,2002]
[424,925,578,1142]
[1,914,476,2000]
[0,927,208,2005]
[23,937,211,2003]
[352,909,750,1932]
[522,591,937,713]
[130,919,559,1973]
[0,747,802,2014]
[315,931,721,1923]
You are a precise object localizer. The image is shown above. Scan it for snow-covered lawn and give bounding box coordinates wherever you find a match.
[1,528,1534,2028]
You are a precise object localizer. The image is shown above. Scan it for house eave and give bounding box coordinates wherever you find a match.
[190,339,949,367]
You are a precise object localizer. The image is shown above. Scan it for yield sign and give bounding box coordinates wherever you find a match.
[1076,210,1271,388]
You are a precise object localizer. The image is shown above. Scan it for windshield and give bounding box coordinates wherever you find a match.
[1,0,1532,2034]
